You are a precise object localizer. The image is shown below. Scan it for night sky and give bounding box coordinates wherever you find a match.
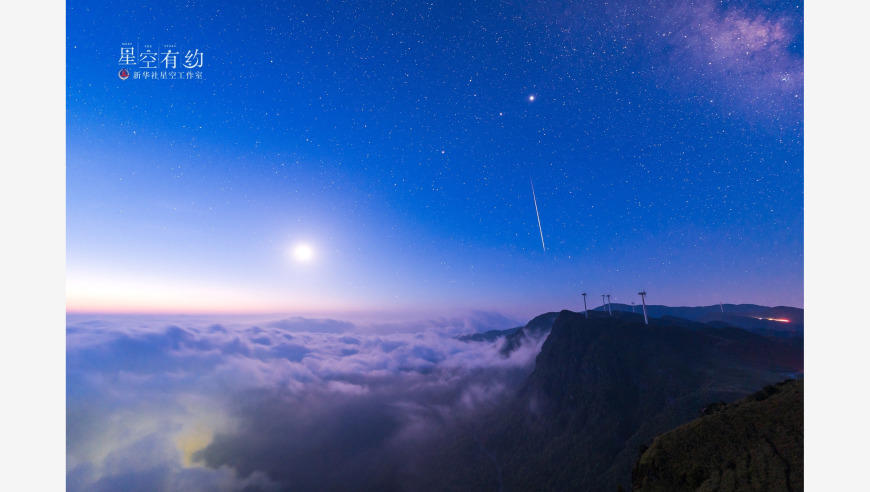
[66,0,804,318]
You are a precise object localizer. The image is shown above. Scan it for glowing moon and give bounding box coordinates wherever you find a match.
[293,244,314,262]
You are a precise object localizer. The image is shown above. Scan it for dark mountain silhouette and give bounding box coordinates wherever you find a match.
[420,310,803,491]
[459,305,804,357]
[456,311,559,356]
[632,378,803,491]
[599,303,803,337]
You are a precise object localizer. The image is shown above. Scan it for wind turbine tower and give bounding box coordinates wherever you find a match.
[582,293,588,318]
[606,294,612,316]
[631,301,635,313]
[638,291,649,325]
[601,295,606,314]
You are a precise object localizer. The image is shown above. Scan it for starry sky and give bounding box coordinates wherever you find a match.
[66,0,804,318]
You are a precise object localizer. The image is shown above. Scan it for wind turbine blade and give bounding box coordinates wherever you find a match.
[531,178,546,252]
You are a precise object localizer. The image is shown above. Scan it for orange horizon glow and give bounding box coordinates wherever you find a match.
[64,292,482,320]
[66,292,303,316]
[64,294,378,317]
[65,271,362,316]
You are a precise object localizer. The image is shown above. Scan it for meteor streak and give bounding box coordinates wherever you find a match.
[531,178,546,252]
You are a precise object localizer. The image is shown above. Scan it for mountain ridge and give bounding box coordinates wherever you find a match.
[632,378,803,491]
[421,309,803,491]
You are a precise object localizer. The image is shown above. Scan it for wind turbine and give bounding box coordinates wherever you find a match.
[601,295,606,314]
[631,301,635,313]
[582,293,588,318]
[638,291,649,325]
[606,294,612,316]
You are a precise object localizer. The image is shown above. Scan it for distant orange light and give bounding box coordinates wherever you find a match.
[756,317,790,323]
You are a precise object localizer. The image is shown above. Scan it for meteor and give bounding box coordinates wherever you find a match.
[531,178,546,252]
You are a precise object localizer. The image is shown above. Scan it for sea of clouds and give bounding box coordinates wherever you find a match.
[66,312,548,491]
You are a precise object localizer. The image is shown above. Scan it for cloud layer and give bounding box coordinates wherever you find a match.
[66,313,547,491]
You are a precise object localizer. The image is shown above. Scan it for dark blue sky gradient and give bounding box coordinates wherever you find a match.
[67,0,803,317]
